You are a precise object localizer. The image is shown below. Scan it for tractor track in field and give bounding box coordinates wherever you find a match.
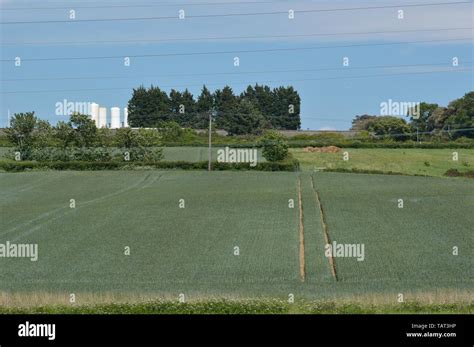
[297,176,306,282]
[310,174,338,281]
[2,172,158,241]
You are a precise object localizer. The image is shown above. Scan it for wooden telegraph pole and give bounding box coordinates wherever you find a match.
[208,112,212,171]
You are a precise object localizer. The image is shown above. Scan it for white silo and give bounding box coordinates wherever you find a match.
[98,107,107,128]
[90,103,99,127]
[110,107,121,129]
[123,107,129,127]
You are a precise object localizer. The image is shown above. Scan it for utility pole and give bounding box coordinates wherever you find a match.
[208,112,212,171]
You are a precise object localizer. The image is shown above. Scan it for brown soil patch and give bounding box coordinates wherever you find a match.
[303,146,341,153]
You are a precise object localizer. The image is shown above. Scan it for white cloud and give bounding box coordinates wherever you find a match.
[317,126,337,131]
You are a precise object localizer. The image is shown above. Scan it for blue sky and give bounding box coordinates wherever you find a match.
[1,0,473,130]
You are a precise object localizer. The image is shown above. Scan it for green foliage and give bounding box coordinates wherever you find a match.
[443,91,474,138]
[69,112,98,147]
[5,112,38,149]
[128,85,171,127]
[158,121,184,142]
[126,84,302,132]
[5,147,112,162]
[269,85,301,130]
[259,131,289,161]
[135,128,162,146]
[351,115,414,142]
[351,114,378,131]
[54,121,75,148]
[0,157,298,171]
[367,116,413,141]
[169,88,196,126]
[408,102,438,132]
[4,146,164,163]
[125,146,164,163]
[114,127,138,148]
[225,98,269,135]
[195,85,214,128]
[33,119,55,148]
[214,86,239,130]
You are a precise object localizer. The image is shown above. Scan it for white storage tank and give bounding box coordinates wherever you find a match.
[123,107,129,127]
[90,103,99,127]
[110,107,121,129]
[98,107,107,128]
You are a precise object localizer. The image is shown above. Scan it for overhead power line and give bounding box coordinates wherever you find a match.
[0,1,471,24]
[2,27,471,46]
[2,61,472,82]
[1,37,472,63]
[2,67,472,94]
[0,1,278,10]
[370,127,474,138]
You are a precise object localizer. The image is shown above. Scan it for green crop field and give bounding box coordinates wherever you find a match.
[0,170,472,310]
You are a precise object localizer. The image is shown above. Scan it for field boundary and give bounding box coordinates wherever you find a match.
[0,159,300,172]
[297,176,306,282]
[311,174,338,281]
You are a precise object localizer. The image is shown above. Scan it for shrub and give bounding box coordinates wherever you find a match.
[4,112,38,149]
[259,131,289,162]
[69,113,98,147]
[444,169,474,178]
[159,121,184,142]
[0,158,299,172]
[122,147,164,163]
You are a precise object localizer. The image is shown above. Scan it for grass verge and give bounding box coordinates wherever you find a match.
[0,300,471,314]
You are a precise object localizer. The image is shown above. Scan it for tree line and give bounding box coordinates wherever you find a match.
[127,84,301,134]
[351,92,473,140]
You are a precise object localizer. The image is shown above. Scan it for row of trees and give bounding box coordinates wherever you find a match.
[6,112,100,150]
[351,92,473,140]
[4,112,290,162]
[128,84,301,134]
[5,112,166,162]
[5,112,163,149]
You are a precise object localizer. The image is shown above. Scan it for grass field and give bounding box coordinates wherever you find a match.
[0,170,472,312]
[291,148,474,177]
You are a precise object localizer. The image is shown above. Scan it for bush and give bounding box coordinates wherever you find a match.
[122,147,164,163]
[0,158,299,172]
[259,131,289,161]
[444,169,474,178]
[5,146,165,164]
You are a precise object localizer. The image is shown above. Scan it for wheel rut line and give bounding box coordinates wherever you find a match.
[5,172,157,241]
[297,176,305,282]
[310,174,338,281]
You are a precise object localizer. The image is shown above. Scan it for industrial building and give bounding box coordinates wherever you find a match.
[89,103,129,129]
